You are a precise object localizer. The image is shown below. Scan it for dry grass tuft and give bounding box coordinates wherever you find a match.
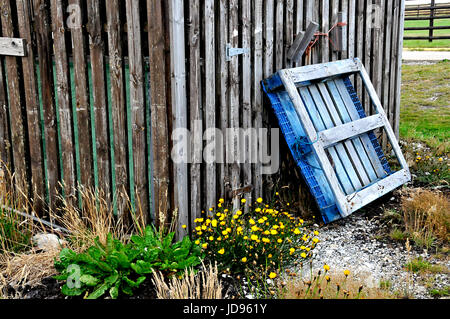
[53,186,146,250]
[152,262,223,299]
[401,188,450,246]
[0,248,61,297]
[278,269,395,299]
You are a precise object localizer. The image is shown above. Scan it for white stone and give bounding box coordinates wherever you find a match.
[32,233,65,251]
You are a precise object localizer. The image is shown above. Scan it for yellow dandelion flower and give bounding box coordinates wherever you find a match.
[209,236,214,241]
[241,198,246,203]
[241,257,247,262]
[277,239,282,243]
[219,198,224,204]
[182,224,187,229]
[289,247,295,255]
[195,240,200,245]
[218,248,225,255]
[268,254,273,258]
[269,272,277,279]
[438,157,443,162]
[257,197,263,203]
[211,219,218,227]
[249,219,256,225]
[300,252,307,258]
[313,238,319,243]
[202,243,208,249]
[251,234,258,241]
[236,210,242,215]
[251,225,259,232]
[255,208,261,213]
[323,264,330,271]
[293,228,301,235]
[314,230,319,236]
[270,229,278,235]
[344,270,350,276]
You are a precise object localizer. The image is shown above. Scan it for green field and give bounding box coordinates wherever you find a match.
[403,18,450,49]
[400,60,450,150]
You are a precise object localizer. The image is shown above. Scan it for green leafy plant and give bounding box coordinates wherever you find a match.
[54,226,203,299]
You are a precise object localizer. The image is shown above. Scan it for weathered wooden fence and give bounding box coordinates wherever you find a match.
[0,0,405,236]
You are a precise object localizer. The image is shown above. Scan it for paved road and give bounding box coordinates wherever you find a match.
[402,50,450,61]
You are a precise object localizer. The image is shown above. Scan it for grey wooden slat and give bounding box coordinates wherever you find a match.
[50,0,76,203]
[205,0,216,210]
[188,0,202,226]
[33,0,59,208]
[394,0,405,139]
[242,0,252,205]
[364,0,373,115]
[275,0,284,70]
[168,0,189,238]
[253,0,263,198]
[87,0,110,201]
[285,0,294,68]
[107,0,127,214]
[0,56,11,174]
[1,0,28,198]
[70,0,93,193]
[125,0,149,220]
[16,0,45,211]
[229,0,240,207]
[321,0,330,63]
[294,0,303,67]
[389,0,400,135]
[218,0,229,198]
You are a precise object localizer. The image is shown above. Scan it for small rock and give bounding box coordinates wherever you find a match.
[32,233,65,251]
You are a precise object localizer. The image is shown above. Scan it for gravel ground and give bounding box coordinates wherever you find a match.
[302,203,450,299]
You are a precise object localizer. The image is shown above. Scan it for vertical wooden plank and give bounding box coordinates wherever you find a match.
[275,0,284,70]
[87,0,110,201]
[0,55,11,176]
[393,0,405,139]
[382,0,393,132]
[0,0,28,199]
[242,0,251,205]
[229,0,240,207]
[253,0,263,198]
[348,0,356,60]
[364,0,373,115]
[285,0,294,68]
[321,0,330,63]
[187,0,201,225]
[125,0,149,221]
[264,0,274,77]
[50,0,76,203]
[373,0,385,97]
[107,0,128,214]
[294,0,304,67]
[218,0,229,199]
[304,0,313,64]
[168,0,189,238]
[340,0,349,59]
[33,0,58,208]
[356,1,364,103]
[16,0,45,211]
[330,0,339,61]
[389,0,400,135]
[69,0,93,196]
[205,0,216,210]
[148,0,170,226]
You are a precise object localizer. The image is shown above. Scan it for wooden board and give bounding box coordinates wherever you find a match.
[272,58,410,219]
[0,37,26,57]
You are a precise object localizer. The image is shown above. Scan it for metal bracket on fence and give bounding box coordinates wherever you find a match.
[226,43,249,61]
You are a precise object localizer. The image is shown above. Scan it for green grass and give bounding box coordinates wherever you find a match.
[400,60,450,150]
[403,18,450,49]
[404,257,448,274]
